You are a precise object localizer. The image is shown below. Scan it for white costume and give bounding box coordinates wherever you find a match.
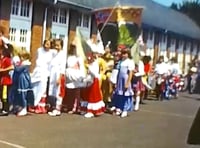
[155,62,170,75]
[48,50,66,107]
[31,47,57,106]
[65,55,86,88]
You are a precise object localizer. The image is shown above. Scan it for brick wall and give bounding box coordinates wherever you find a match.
[30,1,46,71]
[0,0,12,37]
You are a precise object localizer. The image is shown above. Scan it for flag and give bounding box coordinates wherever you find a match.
[75,27,92,61]
[94,10,112,26]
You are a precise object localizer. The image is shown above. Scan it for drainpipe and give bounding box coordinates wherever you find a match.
[42,0,58,42]
[42,7,48,42]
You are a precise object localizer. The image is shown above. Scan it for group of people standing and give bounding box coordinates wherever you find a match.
[0,27,184,118]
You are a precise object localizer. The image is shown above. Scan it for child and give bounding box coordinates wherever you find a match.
[48,39,66,116]
[83,53,105,118]
[0,44,14,116]
[11,50,34,116]
[113,46,134,117]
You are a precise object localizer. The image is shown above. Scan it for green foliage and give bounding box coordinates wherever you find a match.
[118,24,135,47]
[170,0,200,28]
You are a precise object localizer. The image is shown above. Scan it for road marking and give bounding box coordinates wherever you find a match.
[140,109,194,119]
[0,140,26,148]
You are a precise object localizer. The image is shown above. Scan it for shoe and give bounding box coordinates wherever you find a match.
[35,106,47,114]
[84,112,94,118]
[110,107,116,112]
[121,111,128,118]
[28,106,35,113]
[48,109,61,116]
[17,108,27,116]
[67,111,75,114]
[0,110,9,116]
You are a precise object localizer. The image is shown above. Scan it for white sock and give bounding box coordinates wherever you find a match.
[135,96,140,111]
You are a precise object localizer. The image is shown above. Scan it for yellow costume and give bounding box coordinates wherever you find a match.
[101,53,114,103]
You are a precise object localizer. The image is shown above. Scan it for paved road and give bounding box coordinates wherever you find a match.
[0,93,199,148]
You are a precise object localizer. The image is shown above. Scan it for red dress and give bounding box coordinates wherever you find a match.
[81,61,105,115]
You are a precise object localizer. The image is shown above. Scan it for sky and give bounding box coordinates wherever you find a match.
[153,0,184,6]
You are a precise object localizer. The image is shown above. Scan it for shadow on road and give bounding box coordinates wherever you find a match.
[187,107,200,145]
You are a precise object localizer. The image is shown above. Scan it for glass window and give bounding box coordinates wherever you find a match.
[11,0,30,17]
[59,34,65,40]
[149,31,153,40]
[19,29,27,43]
[59,9,67,24]
[53,8,67,24]
[83,14,89,28]
[51,33,56,39]
[52,9,58,23]
[77,13,82,26]
[11,0,19,15]
[20,0,30,17]
[9,28,17,42]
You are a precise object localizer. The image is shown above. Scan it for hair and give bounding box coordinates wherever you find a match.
[171,57,177,63]
[121,48,132,59]
[68,44,76,56]
[53,39,64,48]
[19,49,30,61]
[2,44,14,58]
[143,56,151,64]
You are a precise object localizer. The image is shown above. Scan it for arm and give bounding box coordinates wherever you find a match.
[125,59,135,88]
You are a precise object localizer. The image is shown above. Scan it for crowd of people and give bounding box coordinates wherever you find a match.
[0,26,188,118]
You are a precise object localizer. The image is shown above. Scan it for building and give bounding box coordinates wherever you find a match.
[0,0,200,73]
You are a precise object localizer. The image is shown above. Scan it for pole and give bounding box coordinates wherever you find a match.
[42,7,48,42]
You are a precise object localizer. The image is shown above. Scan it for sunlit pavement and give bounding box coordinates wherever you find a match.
[0,92,199,148]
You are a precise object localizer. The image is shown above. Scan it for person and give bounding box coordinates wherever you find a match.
[132,51,146,111]
[31,39,57,113]
[102,45,114,106]
[82,52,105,118]
[11,50,34,116]
[65,44,85,114]
[48,39,66,116]
[113,46,135,117]
[0,44,14,116]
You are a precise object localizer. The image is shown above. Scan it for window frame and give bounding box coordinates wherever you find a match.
[11,0,33,20]
[52,8,69,25]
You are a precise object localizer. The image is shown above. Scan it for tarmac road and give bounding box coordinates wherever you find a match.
[0,93,199,148]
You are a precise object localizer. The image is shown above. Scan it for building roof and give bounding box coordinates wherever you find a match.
[57,0,200,40]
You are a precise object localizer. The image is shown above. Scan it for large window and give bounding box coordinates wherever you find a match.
[9,28,16,42]
[19,29,27,43]
[77,12,91,28]
[11,0,31,18]
[53,8,68,24]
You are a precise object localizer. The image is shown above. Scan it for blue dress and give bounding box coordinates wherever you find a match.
[11,64,34,109]
[113,59,134,112]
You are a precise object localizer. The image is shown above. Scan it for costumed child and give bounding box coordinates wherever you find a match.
[48,39,66,116]
[83,52,105,118]
[65,44,85,114]
[11,50,34,116]
[102,43,114,106]
[0,44,14,116]
[112,46,135,118]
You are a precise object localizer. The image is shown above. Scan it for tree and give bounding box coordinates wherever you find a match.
[170,0,200,27]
